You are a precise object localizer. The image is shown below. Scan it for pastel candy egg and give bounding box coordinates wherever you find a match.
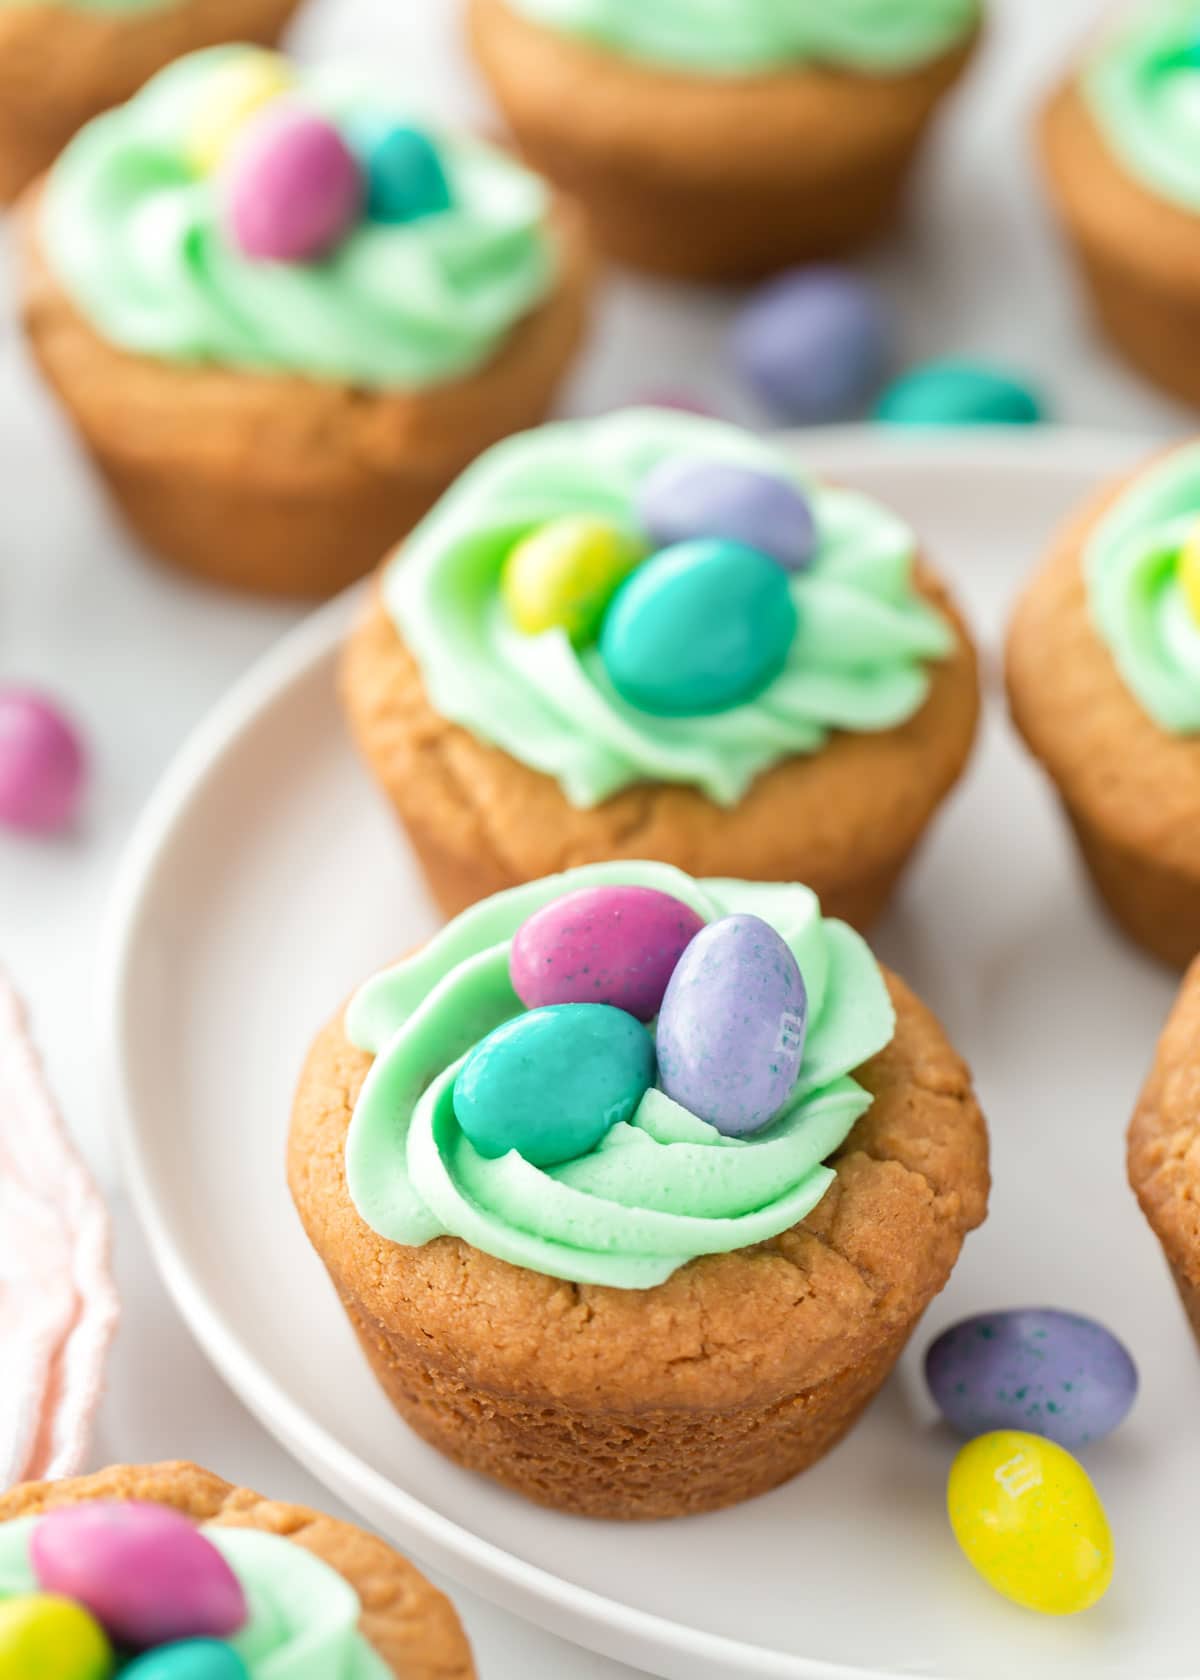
[123,1642,248,1680]
[732,267,888,423]
[0,1594,112,1680]
[874,361,1043,426]
[0,689,86,835]
[599,539,797,716]
[453,1003,656,1167]
[510,886,705,1020]
[925,1308,1138,1450]
[31,1502,247,1648]
[947,1431,1114,1615]
[636,456,816,573]
[502,517,645,644]
[1179,519,1200,625]
[225,108,363,263]
[352,120,453,223]
[185,50,294,174]
[656,914,807,1136]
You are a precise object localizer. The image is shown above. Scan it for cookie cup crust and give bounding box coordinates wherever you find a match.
[339,562,978,931]
[1041,80,1200,409]
[1006,461,1200,967]
[467,0,977,280]
[288,971,989,1519]
[0,1460,474,1680]
[17,189,593,599]
[0,0,300,205]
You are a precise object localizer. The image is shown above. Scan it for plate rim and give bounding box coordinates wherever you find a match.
[99,426,1163,1680]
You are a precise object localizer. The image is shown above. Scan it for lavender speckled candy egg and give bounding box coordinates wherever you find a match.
[656,914,807,1136]
[925,1309,1138,1450]
[636,457,817,573]
[31,1502,247,1649]
[732,267,888,424]
[511,886,705,1021]
[226,107,362,262]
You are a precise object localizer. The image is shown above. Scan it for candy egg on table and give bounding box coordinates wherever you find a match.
[0,1593,112,1680]
[453,1003,656,1166]
[0,688,86,836]
[732,267,889,424]
[31,1502,247,1648]
[185,50,294,175]
[1180,519,1200,625]
[225,109,363,264]
[947,1431,1113,1615]
[636,456,816,573]
[925,1308,1137,1449]
[501,516,645,644]
[599,538,797,716]
[351,120,453,223]
[874,361,1044,426]
[122,1641,248,1680]
[656,914,807,1136]
[510,885,705,1020]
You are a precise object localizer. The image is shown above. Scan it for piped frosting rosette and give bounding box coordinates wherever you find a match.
[1085,0,1200,213]
[1087,443,1200,733]
[345,861,895,1290]
[386,409,954,808]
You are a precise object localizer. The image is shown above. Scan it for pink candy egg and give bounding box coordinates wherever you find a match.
[510,886,705,1022]
[225,106,362,263]
[30,1502,247,1649]
[0,689,85,835]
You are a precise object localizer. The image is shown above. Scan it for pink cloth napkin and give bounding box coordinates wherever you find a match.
[0,972,118,1488]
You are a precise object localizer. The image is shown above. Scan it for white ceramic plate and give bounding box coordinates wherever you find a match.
[103,430,1200,1680]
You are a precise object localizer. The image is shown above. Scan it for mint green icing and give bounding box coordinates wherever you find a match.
[385,409,954,808]
[0,1518,390,1678]
[1086,443,1200,733]
[1084,0,1200,212]
[39,47,557,388]
[345,861,895,1290]
[502,0,979,74]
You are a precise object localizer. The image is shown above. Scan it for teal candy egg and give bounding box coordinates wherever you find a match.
[600,539,797,717]
[874,360,1043,426]
[123,1643,248,1680]
[453,1004,655,1167]
[352,120,452,223]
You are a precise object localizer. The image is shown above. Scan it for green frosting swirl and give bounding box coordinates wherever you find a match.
[1086,443,1200,733]
[39,47,557,388]
[345,861,895,1290]
[0,1518,390,1678]
[1084,0,1200,212]
[385,409,953,808]
[502,0,979,74]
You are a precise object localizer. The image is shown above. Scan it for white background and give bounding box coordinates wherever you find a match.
[0,1,1194,1675]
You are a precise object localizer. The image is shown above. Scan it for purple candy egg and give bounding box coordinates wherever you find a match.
[656,913,807,1135]
[0,689,86,835]
[226,107,362,262]
[637,456,816,572]
[511,886,705,1022]
[732,267,889,424]
[31,1502,247,1649]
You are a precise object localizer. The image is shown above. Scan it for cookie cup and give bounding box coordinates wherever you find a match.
[289,970,988,1521]
[467,0,976,280]
[0,0,300,205]
[0,1461,474,1680]
[18,194,592,599]
[1006,472,1200,968]
[1041,80,1200,409]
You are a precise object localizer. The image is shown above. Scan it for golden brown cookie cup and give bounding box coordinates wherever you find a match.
[467,0,977,281]
[0,1462,474,1680]
[0,0,301,205]
[17,193,592,600]
[340,562,978,930]
[1041,80,1200,410]
[1006,462,1200,969]
[289,972,988,1520]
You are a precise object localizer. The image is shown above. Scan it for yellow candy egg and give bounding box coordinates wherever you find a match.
[947,1431,1114,1616]
[0,1593,113,1680]
[185,50,295,174]
[502,516,645,645]
[1179,519,1200,626]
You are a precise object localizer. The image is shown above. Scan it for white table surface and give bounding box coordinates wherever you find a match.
[0,1,1194,1675]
